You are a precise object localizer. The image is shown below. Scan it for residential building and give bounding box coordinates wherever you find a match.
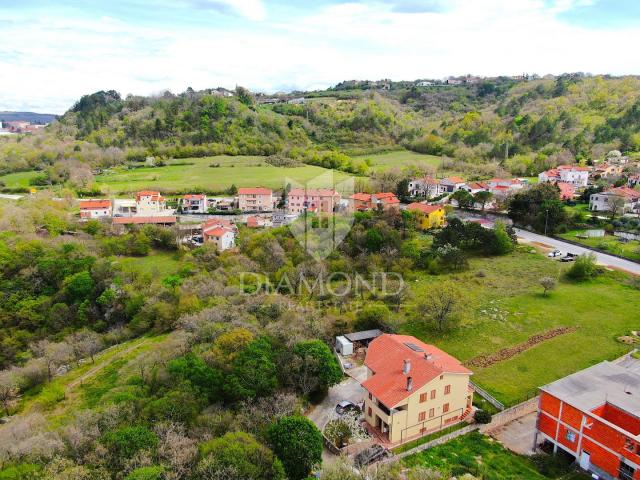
[628,175,640,188]
[539,166,590,188]
[536,360,640,480]
[557,182,576,201]
[590,187,640,214]
[287,188,341,214]
[135,191,168,215]
[440,177,466,193]
[181,194,208,214]
[348,192,400,212]
[409,177,446,198]
[79,200,112,219]
[202,219,236,251]
[246,216,270,228]
[406,203,446,229]
[593,163,624,179]
[272,211,299,227]
[238,187,273,212]
[362,334,473,445]
[112,199,138,217]
[459,182,489,195]
[112,216,177,232]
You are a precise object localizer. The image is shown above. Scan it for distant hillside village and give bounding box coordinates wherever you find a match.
[0,120,48,135]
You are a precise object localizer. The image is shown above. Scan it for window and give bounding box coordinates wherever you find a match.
[565,431,576,442]
[430,389,436,399]
[368,407,372,417]
[444,385,451,395]
[418,412,426,421]
[369,393,372,401]
[439,375,443,380]
[443,403,450,413]
[420,393,428,403]
[429,408,435,418]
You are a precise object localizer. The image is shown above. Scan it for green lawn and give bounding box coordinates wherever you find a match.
[402,247,640,405]
[0,170,39,189]
[558,230,640,262]
[402,431,588,479]
[113,250,184,278]
[353,150,443,172]
[95,156,354,194]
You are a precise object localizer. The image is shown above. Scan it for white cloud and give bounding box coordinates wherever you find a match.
[0,0,639,113]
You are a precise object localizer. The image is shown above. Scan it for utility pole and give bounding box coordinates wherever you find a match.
[544,208,549,236]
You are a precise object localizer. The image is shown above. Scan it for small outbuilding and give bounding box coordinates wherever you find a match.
[344,329,382,347]
[335,336,353,356]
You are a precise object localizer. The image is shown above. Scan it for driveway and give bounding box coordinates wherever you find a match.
[307,376,366,430]
[491,411,538,455]
[515,228,640,275]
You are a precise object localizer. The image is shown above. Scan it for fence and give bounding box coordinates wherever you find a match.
[479,396,539,434]
[470,381,504,411]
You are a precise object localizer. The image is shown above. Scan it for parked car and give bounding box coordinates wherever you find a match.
[560,253,578,262]
[336,401,361,415]
[548,249,563,258]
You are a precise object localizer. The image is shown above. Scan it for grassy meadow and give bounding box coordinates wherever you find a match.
[353,150,443,172]
[95,156,354,194]
[558,230,640,262]
[0,170,39,189]
[403,431,589,479]
[402,246,640,406]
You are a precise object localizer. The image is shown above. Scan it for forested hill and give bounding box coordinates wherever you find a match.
[0,111,57,124]
[2,74,640,177]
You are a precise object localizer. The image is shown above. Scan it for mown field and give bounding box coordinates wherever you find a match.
[95,156,354,194]
[0,170,39,189]
[403,431,589,479]
[353,150,443,172]
[402,246,640,406]
[558,230,640,262]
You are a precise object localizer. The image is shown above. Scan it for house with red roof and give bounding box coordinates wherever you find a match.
[408,177,445,198]
[79,199,112,219]
[348,192,400,212]
[590,187,640,214]
[406,203,446,229]
[556,182,576,201]
[180,194,208,214]
[539,166,590,188]
[135,191,169,216]
[287,188,340,214]
[362,334,473,445]
[439,176,466,193]
[238,187,273,212]
[201,218,237,251]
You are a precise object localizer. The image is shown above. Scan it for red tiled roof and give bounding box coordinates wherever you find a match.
[203,226,234,237]
[362,334,472,408]
[406,202,443,214]
[80,200,111,209]
[374,192,400,204]
[442,176,464,184]
[556,182,575,200]
[610,187,640,199]
[238,187,272,195]
[558,165,591,172]
[202,218,235,230]
[246,216,261,227]
[183,194,205,200]
[350,193,372,201]
[466,182,488,190]
[112,216,176,225]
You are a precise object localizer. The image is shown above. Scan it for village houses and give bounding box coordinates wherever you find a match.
[539,165,590,188]
[237,187,273,212]
[287,188,341,214]
[201,218,237,251]
[406,203,446,229]
[408,177,446,198]
[361,334,473,445]
[439,176,466,193]
[348,192,400,212]
[589,187,640,214]
[180,194,208,214]
[79,200,112,219]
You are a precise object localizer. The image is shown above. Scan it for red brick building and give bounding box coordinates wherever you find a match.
[535,360,640,480]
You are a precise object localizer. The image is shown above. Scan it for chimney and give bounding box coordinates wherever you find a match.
[424,353,433,361]
[407,376,413,391]
[403,359,411,375]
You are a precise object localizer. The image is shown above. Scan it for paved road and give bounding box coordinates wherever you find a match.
[307,371,366,430]
[491,411,537,456]
[515,228,640,275]
[0,193,23,200]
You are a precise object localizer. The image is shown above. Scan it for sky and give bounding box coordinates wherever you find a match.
[1,0,640,114]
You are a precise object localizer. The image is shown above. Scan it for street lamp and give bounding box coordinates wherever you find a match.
[544,208,549,236]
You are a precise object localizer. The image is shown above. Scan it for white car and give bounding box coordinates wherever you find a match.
[547,249,563,258]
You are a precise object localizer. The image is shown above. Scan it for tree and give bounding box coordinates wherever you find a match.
[31,340,73,382]
[565,253,601,281]
[354,303,390,331]
[224,337,278,401]
[608,196,626,219]
[539,277,557,296]
[101,425,158,460]
[63,271,95,303]
[451,189,474,209]
[292,340,342,396]
[396,178,410,202]
[0,371,19,416]
[167,354,223,402]
[267,416,323,480]
[196,431,285,480]
[415,280,465,332]
[508,183,568,233]
[489,222,515,255]
[473,190,493,212]
[66,329,103,365]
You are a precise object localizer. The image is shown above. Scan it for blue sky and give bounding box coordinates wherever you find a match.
[1,0,639,113]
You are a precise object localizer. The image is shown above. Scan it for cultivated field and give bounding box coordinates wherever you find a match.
[95,156,354,194]
[403,247,640,406]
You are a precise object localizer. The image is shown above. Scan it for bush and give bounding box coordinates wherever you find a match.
[474,409,492,424]
[101,425,158,459]
[267,416,323,480]
[125,466,165,480]
[565,253,601,281]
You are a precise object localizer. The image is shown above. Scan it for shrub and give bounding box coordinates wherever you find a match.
[565,253,601,281]
[101,426,158,459]
[267,416,323,480]
[474,410,492,424]
[125,466,165,480]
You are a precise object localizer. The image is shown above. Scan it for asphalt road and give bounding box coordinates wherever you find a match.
[515,228,640,275]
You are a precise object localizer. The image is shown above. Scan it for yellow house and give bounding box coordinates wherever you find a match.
[407,203,446,229]
[362,334,473,445]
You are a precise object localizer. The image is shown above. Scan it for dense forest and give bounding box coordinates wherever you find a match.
[2,74,640,183]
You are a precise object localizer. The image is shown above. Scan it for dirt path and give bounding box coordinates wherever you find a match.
[65,338,149,391]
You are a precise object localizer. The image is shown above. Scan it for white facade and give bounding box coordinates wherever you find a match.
[590,191,640,214]
[181,195,208,214]
[539,167,589,188]
[409,178,446,198]
[238,188,273,212]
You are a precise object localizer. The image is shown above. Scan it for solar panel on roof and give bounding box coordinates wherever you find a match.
[404,342,424,352]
